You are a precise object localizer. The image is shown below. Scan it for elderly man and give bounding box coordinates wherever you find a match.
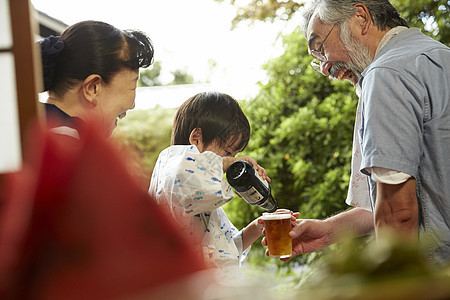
[284,0,450,265]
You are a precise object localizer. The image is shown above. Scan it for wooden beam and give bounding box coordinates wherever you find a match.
[9,0,43,153]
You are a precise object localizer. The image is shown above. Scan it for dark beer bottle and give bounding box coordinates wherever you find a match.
[226,161,278,212]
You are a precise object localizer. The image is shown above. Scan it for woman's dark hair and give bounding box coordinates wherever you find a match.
[40,20,154,96]
[171,91,250,152]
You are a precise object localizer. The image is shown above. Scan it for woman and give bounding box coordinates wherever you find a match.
[40,20,154,138]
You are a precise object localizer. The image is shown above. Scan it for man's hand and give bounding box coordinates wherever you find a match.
[261,208,375,261]
[263,218,334,261]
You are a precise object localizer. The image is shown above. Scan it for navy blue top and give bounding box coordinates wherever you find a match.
[44,103,83,129]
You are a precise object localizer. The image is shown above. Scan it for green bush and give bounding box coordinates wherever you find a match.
[111,105,175,188]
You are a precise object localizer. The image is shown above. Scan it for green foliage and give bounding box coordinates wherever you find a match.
[138,61,196,87]
[214,0,303,28]
[291,232,450,299]
[222,27,357,267]
[221,30,330,269]
[138,61,163,87]
[111,106,175,187]
[239,27,357,220]
[391,0,450,45]
[216,0,449,46]
[170,69,194,85]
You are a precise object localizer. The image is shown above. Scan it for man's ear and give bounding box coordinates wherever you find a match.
[354,3,371,35]
[82,74,103,107]
[189,128,203,150]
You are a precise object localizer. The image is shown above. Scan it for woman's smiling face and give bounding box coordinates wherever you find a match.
[96,68,139,136]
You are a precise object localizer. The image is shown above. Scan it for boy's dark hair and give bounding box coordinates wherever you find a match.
[171,91,250,152]
[41,20,154,96]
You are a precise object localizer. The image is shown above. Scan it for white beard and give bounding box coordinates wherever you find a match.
[329,23,373,86]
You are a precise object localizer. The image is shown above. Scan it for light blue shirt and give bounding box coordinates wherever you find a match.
[359,28,450,265]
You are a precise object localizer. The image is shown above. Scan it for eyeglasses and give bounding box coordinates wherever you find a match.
[310,24,337,72]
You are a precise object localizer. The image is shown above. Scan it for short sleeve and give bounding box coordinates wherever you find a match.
[150,145,235,216]
[359,67,424,179]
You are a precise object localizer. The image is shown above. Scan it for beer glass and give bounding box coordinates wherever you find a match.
[262,211,292,259]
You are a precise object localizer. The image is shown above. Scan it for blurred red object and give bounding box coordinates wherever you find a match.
[0,120,206,299]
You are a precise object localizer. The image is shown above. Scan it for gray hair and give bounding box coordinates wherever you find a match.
[300,0,408,34]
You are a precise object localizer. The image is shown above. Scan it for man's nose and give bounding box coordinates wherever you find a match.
[320,61,331,77]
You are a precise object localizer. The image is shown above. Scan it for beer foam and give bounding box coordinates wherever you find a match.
[262,213,290,220]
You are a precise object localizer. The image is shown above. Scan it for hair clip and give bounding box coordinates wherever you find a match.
[40,35,64,56]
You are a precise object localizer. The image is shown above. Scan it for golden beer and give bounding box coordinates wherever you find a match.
[262,212,292,258]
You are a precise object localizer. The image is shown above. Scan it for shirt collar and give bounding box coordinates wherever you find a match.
[357,26,409,94]
[374,26,409,57]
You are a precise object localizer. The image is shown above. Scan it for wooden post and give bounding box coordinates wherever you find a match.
[9,0,43,151]
[0,0,42,192]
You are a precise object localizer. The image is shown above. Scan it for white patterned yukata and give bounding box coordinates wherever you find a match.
[149,145,250,274]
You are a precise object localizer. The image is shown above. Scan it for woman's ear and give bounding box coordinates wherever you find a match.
[189,128,204,151]
[82,74,102,107]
